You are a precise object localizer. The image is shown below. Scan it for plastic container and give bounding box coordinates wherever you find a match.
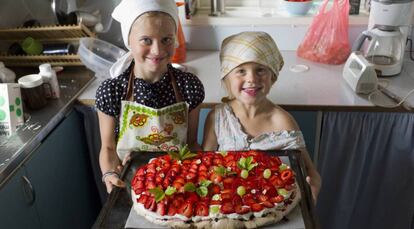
[0,62,16,83]
[78,38,127,78]
[39,63,60,99]
[284,0,313,16]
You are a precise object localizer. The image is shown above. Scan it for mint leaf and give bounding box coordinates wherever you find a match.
[247,163,258,171]
[214,166,226,176]
[165,186,177,196]
[246,156,253,167]
[149,187,165,203]
[200,180,212,187]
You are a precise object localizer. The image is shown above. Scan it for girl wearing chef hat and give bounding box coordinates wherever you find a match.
[96,0,205,193]
[202,31,321,202]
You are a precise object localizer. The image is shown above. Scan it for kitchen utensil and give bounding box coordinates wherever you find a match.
[352,0,414,77]
[343,52,378,94]
[18,74,51,110]
[42,43,75,55]
[284,0,313,16]
[21,37,43,55]
[77,37,127,78]
[0,62,16,83]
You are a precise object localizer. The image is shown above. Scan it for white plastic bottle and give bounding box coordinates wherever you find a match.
[39,63,60,99]
[0,61,16,83]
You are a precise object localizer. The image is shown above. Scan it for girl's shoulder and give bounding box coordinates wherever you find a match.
[269,105,300,131]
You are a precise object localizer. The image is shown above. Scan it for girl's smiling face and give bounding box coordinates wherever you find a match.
[129,13,176,81]
[224,62,275,105]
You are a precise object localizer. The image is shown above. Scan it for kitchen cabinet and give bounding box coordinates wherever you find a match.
[24,110,100,229]
[197,108,320,162]
[0,110,100,229]
[0,166,41,228]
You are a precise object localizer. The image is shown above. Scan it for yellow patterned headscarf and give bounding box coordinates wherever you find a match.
[220,31,284,80]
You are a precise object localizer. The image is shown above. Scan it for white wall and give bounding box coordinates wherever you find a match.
[182,24,367,51]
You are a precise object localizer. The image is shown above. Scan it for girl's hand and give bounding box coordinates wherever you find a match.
[122,152,132,166]
[306,173,321,204]
[103,165,125,193]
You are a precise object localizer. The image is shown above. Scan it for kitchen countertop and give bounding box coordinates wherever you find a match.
[0,67,95,187]
[78,50,414,111]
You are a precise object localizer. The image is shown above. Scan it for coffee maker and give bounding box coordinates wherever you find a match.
[353,0,414,77]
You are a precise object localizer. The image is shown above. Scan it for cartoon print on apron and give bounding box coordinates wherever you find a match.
[116,67,188,160]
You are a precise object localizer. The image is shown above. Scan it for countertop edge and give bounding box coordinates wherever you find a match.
[0,74,96,188]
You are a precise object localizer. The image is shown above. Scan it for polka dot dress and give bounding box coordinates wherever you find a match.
[96,63,205,136]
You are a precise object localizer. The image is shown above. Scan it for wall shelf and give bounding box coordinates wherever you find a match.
[0,24,95,67]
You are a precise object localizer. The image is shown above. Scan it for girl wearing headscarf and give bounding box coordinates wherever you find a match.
[202,31,321,202]
[96,0,205,193]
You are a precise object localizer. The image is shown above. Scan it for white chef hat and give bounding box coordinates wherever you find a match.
[111,0,179,48]
[220,31,284,80]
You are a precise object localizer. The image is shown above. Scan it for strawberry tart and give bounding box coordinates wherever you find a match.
[131,148,301,228]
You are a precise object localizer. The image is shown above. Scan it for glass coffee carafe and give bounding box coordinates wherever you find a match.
[352,27,405,76]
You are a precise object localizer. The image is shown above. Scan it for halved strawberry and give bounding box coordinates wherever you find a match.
[197,175,208,183]
[202,156,212,166]
[145,172,155,181]
[210,184,221,194]
[172,181,184,191]
[281,169,293,182]
[199,164,208,172]
[135,180,145,189]
[146,181,156,190]
[145,197,156,211]
[257,194,269,202]
[235,204,251,214]
[270,175,284,188]
[195,202,209,216]
[224,154,235,163]
[147,164,156,174]
[185,173,197,181]
[220,201,235,214]
[167,205,177,216]
[178,202,193,218]
[213,158,223,166]
[232,195,242,206]
[210,173,223,184]
[172,195,184,208]
[220,189,233,200]
[198,171,208,178]
[155,175,163,184]
[138,194,148,204]
[270,195,284,203]
[210,199,222,205]
[250,203,264,212]
[223,177,235,189]
[136,167,146,176]
[156,201,166,216]
[242,194,256,205]
[186,192,199,204]
[262,201,274,208]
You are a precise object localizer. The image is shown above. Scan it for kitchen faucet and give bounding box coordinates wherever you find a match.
[210,0,225,16]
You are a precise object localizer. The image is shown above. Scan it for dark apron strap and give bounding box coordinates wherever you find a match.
[126,64,184,103]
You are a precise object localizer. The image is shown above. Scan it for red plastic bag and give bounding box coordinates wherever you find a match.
[297,0,350,64]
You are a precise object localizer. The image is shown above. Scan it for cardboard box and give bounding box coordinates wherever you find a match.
[0,83,24,136]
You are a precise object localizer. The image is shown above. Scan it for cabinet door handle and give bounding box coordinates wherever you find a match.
[21,175,35,206]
